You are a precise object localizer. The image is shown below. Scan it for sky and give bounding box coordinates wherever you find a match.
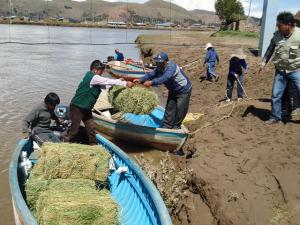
[73,0,300,18]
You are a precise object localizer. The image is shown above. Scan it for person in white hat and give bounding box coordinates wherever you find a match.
[204,43,219,81]
[225,48,248,102]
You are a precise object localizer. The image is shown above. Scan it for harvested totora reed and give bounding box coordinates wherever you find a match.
[31,142,110,182]
[25,143,118,225]
[34,179,118,225]
[108,86,159,114]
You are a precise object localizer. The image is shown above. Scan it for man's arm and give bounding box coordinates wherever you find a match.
[22,107,38,134]
[139,68,157,83]
[262,38,276,65]
[204,51,210,64]
[151,63,176,86]
[90,75,127,87]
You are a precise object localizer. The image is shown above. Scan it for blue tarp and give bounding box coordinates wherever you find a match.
[123,107,164,128]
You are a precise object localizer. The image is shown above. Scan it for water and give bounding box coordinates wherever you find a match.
[0,24,163,225]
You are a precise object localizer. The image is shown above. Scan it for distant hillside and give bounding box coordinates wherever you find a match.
[0,0,220,25]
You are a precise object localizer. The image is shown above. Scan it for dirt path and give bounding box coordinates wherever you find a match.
[137,31,300,225]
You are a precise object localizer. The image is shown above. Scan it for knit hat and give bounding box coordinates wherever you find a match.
[230,48,247,59]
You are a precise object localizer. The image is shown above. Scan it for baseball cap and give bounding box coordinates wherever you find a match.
[153,52,168,63]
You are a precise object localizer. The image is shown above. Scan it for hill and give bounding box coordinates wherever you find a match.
[0,0,219,25]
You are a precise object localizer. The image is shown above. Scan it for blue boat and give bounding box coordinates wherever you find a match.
[9,134,173,225]
[93,106,188,152]
[107,61,150,81]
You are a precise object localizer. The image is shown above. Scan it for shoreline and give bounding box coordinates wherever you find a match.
[135,31,300,225]
[0,21,217,32]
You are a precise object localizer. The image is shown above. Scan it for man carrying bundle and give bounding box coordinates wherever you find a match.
[133,52,192,129]
[259,12,300,124]
[66,60,133,145]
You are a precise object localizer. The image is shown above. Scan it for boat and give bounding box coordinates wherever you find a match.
[9,134,173,225]
[106,60,150,81]
[92,106,188,152]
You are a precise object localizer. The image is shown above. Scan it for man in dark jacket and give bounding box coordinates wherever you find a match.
[22,92,61,145]
[67,60,133,145]
[114,49,124,61]
[134,52,192,129]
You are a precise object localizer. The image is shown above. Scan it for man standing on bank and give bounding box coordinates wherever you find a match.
[133,52,192,129]
[259,12,300,124]
[67,60,133,145]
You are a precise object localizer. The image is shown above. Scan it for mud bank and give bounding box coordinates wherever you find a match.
[136,31,300,225]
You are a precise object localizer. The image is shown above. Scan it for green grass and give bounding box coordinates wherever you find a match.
[212,30,259,38]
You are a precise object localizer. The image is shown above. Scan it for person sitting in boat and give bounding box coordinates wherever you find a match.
[65,60,133,145]
[22,92,61,145]
[133,52,192,129]
[114,48,124,61]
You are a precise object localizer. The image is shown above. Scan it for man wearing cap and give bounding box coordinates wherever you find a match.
[259,12,300,124]
[114,49,124,61]
[204,43,219,81]
[133,52,192,129]
[66,60,133,144]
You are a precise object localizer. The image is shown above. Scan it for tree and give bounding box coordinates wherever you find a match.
[215,0,245,30]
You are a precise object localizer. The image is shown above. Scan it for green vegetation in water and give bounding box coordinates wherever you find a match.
[108,86,159,114]
[212,30,259,38]
[25,143,118,225]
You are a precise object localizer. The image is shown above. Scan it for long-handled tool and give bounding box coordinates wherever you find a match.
[234,73,249,98]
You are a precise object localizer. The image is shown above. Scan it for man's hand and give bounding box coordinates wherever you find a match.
[133,79,141,84]
[23,132,29,139]
[143,80,152,87]
[119,78,125,81]
[126,81,134,88]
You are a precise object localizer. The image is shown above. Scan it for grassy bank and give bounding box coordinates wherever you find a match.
[211,30,259,38]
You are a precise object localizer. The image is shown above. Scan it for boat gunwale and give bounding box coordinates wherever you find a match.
[9,135,173,225]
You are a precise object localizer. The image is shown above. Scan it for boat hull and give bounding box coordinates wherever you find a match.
[9,135,173,225]
[107,61,148,81]
[93,110,187,152]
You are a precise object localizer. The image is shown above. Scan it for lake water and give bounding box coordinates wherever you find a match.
[0,24,163,225]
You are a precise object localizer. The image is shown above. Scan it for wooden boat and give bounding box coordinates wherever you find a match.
[9,134,173,225]
[106,60,150,81]
[92,106,188,152]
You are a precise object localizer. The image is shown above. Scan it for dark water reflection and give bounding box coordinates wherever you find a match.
[0,24,164,225]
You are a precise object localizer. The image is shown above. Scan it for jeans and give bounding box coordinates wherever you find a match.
[206,62,218,80]
[226,74,244,99]
[162,88,192,129]
[271,69,300,121]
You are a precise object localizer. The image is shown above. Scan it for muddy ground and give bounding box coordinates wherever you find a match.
[137,31,300,225]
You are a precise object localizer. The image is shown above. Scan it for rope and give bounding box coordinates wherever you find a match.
[188,102,236,135]
[8,0,12,42]
[181,58,201,69]
[126,0,128,43]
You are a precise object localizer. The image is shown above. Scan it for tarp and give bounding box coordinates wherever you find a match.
[123,107,164,128]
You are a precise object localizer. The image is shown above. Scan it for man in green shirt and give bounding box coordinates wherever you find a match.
[67,60,133,145]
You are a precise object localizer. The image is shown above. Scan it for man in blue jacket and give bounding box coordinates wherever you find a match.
[204,43,219,81]
[114,48,124,61]
[134,52,192,129]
